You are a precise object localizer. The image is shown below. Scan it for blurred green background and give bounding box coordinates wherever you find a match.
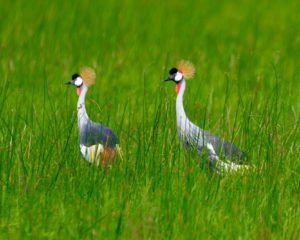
[0,0,299,239]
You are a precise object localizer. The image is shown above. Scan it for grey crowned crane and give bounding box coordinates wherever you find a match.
[164,60,249,172]
[65,67,123,168]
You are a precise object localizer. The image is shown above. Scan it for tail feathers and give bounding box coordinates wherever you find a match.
[88,144,104,166]
[115,144,124,161]
[216,160,253,175]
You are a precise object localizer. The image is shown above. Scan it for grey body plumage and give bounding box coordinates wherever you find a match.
[79,120,119,150]
[177,107,247,165]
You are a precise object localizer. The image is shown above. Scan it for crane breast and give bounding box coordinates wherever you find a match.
[79,121,119,148]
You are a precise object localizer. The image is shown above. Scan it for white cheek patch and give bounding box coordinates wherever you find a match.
[75,77,83,87]
[175,72,183,82]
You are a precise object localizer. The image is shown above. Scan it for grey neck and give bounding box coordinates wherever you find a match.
[176,79,189,129]
[77,84,89,128]
[176,79,205,147]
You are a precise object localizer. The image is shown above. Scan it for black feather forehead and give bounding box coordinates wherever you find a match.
[169,68,178,75]
[72,73,80,80]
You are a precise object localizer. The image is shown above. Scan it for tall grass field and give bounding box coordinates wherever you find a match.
[0,0,299,239]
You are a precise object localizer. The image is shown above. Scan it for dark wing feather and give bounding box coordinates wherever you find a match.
[203,130,248,164]
[80,121,119,148]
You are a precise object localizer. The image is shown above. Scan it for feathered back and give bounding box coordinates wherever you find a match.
[177,60,195,79]
[80,67,96,86]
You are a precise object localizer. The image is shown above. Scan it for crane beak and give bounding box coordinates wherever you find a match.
[164,76,172,82]
[164,73,176,82]
[64,80,75,85]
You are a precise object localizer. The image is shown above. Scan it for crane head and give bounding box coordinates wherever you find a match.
[164,60,195,94]
[164,68,183,82]
[164,68,184,94]
[64,73,83,96]
[64,67,96,97]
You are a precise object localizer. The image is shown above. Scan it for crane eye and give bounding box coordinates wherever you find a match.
[75,77,83,87]
[175,72,183,82]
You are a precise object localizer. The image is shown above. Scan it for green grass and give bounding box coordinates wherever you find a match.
[0,0,299,239]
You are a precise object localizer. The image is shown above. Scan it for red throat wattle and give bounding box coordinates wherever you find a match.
[176,83,181,94]
[77,88,81,96]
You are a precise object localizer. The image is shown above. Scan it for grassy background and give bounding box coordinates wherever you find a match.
[0,0,299,239]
